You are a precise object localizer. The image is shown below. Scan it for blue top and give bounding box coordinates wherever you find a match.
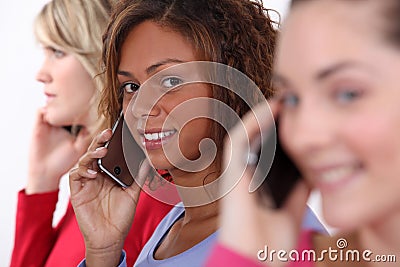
[78,202,326,267]
[134,202,217,267]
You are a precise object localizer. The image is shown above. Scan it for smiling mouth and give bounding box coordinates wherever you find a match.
[312,163,362,192]
[142,129,177,150]
[143,130,176,141]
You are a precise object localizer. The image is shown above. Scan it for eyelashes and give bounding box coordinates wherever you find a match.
[333,87,364,104]
[120,82,140,94]
[160,77,183,89]
[119,76,184,97]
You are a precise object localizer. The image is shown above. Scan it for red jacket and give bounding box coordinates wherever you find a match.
[10,189,173,267]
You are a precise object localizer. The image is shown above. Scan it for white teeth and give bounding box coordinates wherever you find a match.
[320,166,356,183]
[144,130,175,141]
[165,131,172,137]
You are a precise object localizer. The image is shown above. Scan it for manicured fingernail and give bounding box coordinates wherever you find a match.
[95,146,105,151]
[101,128,111,135]
[87,169,97,175]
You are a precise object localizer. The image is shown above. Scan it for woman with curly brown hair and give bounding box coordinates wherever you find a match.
[69,0,325,266]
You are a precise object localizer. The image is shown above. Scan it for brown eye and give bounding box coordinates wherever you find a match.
[120,82,140,93]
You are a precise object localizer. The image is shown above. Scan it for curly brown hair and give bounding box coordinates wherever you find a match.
[99,0,278,156]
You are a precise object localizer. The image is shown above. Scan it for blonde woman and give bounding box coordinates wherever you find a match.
[10,1,172,266]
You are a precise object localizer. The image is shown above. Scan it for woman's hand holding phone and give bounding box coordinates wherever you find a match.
[219,101,310,266]
[69,129,148,267]
[26,108,92,194]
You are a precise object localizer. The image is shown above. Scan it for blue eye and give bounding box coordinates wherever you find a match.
[161,77,183,89]
[280,93,299,108]
[53,49,65,58]
[120,82,140,94]
[335,88,362,103]
[45,46,66,58]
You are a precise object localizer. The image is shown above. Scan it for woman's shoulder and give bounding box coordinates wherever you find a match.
[142,202,185,241]
[159,202,185,225]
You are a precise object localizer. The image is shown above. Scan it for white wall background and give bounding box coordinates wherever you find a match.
[0,0,294,265]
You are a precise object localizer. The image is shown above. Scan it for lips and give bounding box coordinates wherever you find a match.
[309,162,362,193]
[144,130,176,140]
[141,129,177,150]
[44,92,56,103]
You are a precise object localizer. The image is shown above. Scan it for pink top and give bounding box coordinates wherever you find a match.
[205,230,315,267]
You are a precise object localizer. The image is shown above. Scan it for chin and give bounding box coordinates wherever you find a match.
[325,213,356,231]
[43,113,60,126]
[322,201,370,231]
[44,113,73,127]
[146,154,173,171]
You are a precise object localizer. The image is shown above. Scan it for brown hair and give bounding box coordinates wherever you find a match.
[99,0,278,162]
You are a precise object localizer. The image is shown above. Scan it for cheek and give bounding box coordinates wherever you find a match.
[179,118,213,156]
[122,101,129,114]
[57,74,95,114]
[180,118,212,141]
[343,113,400,169]
[278,117,298,163]
[61,57,84,78]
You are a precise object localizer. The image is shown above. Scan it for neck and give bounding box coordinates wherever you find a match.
[169,161,220,219]
[169,161,220,204]
[358,209,400,266]
[182,201,219,223]
[80,108,98,131]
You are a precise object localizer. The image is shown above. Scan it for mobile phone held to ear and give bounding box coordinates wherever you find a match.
[256,120,301,208]
[98,112,146,187]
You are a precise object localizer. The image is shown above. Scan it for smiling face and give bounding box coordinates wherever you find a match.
[275,0,400,229]
[118,21,213,171]
[36,45,96,127]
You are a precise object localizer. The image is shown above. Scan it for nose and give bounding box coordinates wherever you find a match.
[281,102,334,158]
[35,61,52,84]
[128,85,162,120]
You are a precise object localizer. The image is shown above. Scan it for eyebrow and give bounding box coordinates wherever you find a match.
[145,58,185,75]
[117,70,134,78]
[272,61,369,87]
[117,58,186,78]
[315,61,366,81]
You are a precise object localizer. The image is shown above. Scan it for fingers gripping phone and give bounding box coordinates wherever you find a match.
[256,120,301,208]
[98,112,146,187]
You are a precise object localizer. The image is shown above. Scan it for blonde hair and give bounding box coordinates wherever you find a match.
[34,0,115,133]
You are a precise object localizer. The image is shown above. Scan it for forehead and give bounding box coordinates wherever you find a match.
[275,0,385,74]
[119,21,197,70]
